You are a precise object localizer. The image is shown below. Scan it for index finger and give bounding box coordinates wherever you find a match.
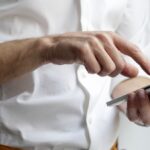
[113,34,150,75]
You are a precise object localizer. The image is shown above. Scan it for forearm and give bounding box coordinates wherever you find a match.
[0,38,49,84]
[112,76,150,112]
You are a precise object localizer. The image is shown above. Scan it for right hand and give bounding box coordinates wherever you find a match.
[39,31,150,77]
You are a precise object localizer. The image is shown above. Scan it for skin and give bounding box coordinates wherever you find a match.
[112,77,150,126]
[0,31,150,125]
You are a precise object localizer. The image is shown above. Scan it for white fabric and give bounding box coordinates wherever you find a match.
[0,0,149,150]
[111,0,150,91]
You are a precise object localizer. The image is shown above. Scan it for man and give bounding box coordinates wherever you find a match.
[0,0,150,150]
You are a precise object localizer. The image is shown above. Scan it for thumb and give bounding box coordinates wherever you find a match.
[121,63,139,77]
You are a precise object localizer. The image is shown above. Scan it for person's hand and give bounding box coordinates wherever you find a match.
[39,31,150,77]
[111,76,150,127]
[126,89,150,127]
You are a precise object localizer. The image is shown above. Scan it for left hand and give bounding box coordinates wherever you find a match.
[126,89,150,127]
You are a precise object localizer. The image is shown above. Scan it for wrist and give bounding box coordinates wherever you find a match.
[35,36,55,64]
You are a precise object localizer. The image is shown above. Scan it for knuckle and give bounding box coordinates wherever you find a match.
[96,33,110,43]
[36,37,51,49]
[132,44,140,50]
[87,36,98,44]
[132,48,140,54]
[80,42,90,54]
[83,41,90,49]
[116,61,125,71]
[106,31,115,36]
[105,64,116,73]
[131,45,141,55]
[36,38,54,61]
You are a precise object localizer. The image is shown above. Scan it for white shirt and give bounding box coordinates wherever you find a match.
[0,0,149,150]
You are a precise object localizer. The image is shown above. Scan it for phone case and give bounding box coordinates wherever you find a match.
[107,85,150,106]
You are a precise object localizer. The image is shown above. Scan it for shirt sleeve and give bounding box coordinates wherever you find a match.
[110,0,150,93]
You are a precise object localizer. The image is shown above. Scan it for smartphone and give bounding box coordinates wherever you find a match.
[107,85,150,107]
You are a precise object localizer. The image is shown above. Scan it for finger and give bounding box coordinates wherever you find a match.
[94,32,138,77]
[136,89,150,108]
[94,48,116,76]
[147,92,150,99]
[101,40,126,77]
[127,92,139,122]
[86,36,116,76]
[121,63,139,77]
[80,43,101,74]
[113,34,150,75]
[136,89,150,124]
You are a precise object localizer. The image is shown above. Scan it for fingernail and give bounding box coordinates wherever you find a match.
[99,71,108,76]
